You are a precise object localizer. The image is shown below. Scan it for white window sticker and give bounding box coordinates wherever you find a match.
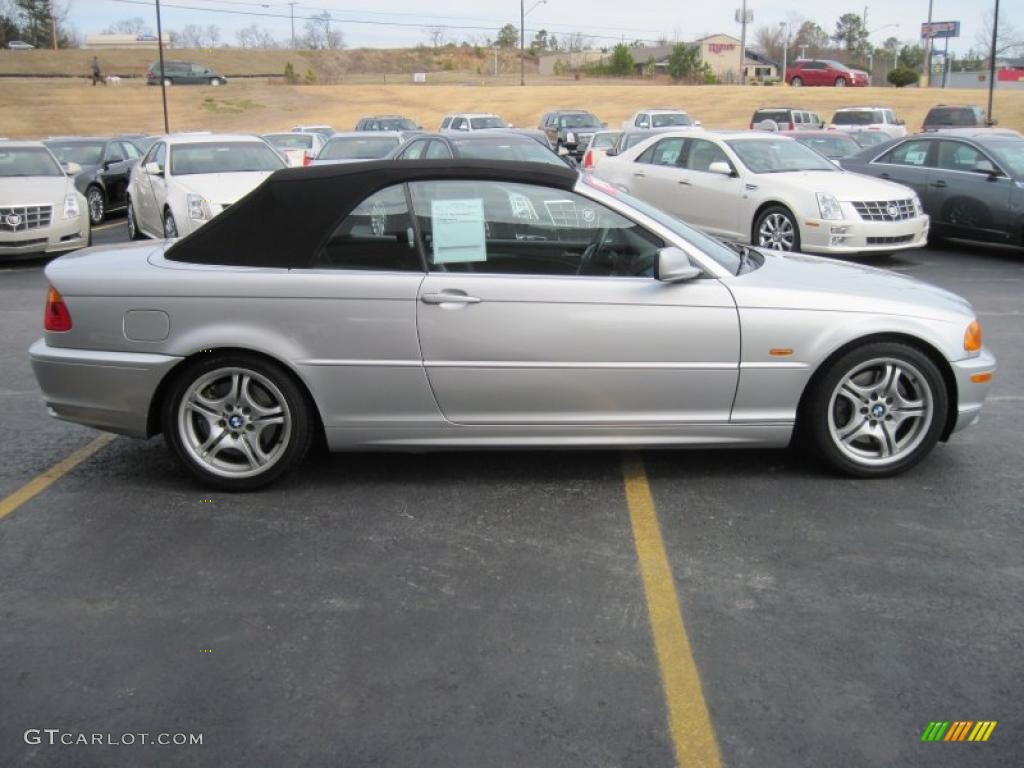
[905,150,927,165]
[431,198,487,263]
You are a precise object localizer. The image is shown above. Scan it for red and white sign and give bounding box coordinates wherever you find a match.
[708,43,738,54]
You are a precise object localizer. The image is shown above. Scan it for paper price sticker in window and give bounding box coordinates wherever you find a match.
[431,198,487,264]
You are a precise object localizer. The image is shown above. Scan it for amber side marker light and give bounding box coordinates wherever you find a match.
[769,348,794,356]
[964,320,982,352]
[970,372,993,384]
[44,286,72,332]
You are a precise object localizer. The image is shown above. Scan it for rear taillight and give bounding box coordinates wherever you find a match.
[303,151,312,166]
[583,150,593,169]
[44,286,72,332]
[788,122,794,130]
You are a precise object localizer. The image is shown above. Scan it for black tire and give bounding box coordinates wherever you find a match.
[790,76,803,87]
[161,353,315,491]
[754,204,801,252]
[163,209,178,239]
[834,76,847,87]
[163,77,173,87]
[126,196,144,240]
[209,77,223,86]
[86,185,105,225]
[802,342,948,478]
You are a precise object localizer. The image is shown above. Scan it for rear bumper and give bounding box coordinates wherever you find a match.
[29,340,182,437]
[949,348,997,435]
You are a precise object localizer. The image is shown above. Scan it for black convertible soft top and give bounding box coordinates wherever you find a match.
[165,159,579,268]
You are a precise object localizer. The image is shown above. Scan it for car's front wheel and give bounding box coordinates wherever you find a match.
[163,77,173,87]
[754,205,800,251]
[790,76,803,87]
[126,197,144,240]
[162,355,315,490]
[86,186,105,225]
[835,76,847,87]
[163,209,178,239]
[209,77,223,86]
[803,342,948,477]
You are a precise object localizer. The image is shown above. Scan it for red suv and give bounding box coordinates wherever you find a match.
[785,59,869,87]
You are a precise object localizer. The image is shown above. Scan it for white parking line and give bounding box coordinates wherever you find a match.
[92,221,125,232]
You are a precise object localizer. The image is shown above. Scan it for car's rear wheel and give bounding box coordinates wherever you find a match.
[754,205,800,251]
[86,186,105,225]
[790,76,803,87]
[126,196,144,240]
[162,355,314,491]
[209,77,222,86]
[835,76,847,87]
[803,342,947,477]
[163,209,178,239]
[163,77,173,86]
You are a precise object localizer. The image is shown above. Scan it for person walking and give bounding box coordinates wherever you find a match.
[90,56,106,86]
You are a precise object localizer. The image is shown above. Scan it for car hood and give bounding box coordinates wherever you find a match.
[754,170,913,201]
[728,249,974,324]
[0,176,73,204]
[173,172,275,205]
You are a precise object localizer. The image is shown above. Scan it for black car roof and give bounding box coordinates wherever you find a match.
[166,159,578,269]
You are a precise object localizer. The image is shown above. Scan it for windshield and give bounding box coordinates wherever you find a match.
[560,114,600,129]
[624,132,655,149]
[849,131,891,148]
[377,118,417,130]
[833,111,883,126]
[753,110,789,124]
[794,135,860,158]
[925,108,979,127]
[169,142,285,175]
[453,138,564,166]
[652,113,692,127]
[264,134,312,150]
[727,138,837,173]
[469,117,506,129]
[591,133,620,149]
[0,147,63,177]
[580,176,741,273]
[986,141,1024,177]
[319,136,398,160]
[45,141,105,166]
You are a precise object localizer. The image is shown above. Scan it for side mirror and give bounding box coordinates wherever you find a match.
[656,247,701,283]
[62,161,82,176]
[694,120,703,127]
[708,161,735,177]
[144,161,162,176]
[605,148,618,157]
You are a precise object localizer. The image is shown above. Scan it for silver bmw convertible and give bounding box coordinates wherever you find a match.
[29,160,996,490]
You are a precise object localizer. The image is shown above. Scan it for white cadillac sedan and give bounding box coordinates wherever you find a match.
[596,131,930,255]
[126,133,286,240]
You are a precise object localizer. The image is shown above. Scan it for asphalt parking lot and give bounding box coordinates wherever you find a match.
[1,218,1022,767]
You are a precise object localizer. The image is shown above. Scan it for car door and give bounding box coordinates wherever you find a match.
[100,141,134,209]
[869,138,935,199]
[142,142,168,234]
[677,138,742,238]
[628,136,687,207]
[134,141,161,234]
[411,178,740,426]
[927,140,1013,242]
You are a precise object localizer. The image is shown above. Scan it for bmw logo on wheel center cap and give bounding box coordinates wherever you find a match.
[228,414,244,429]
[872,404,886,418]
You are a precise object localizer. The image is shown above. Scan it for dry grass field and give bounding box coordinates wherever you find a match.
[1,77,1022,139]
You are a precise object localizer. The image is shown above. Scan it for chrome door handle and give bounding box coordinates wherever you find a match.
[879,172,891,179]
[931,180,947,188]
[633,171,646,177]
[678,179,691,186]
[421,292,482,305]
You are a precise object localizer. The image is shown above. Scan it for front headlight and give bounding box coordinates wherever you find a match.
[910,192,923,215]
[816,192,844,220]
[187,194,211,221]
[62,193,79,219]
[566,131,576,143]
[964,319,982,353]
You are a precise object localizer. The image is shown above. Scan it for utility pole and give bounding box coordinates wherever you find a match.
[924,0,934,86]
[155,0,169,133]
[780,22,788,84]
[738,0,748,84]
[49,0,57,50]
[520,0,525,86]
[987,0,999,124]
[288,2,297,48]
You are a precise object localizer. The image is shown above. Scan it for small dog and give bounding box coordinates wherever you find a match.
[106,75,122,85]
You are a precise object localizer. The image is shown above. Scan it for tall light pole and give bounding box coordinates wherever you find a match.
[289,2,296,48]
[779,21,789,84]
[987,0,999,124]
[155,0,169,133]
[738,0,749,84]
[924,0,934,86]
[520,0,547,86]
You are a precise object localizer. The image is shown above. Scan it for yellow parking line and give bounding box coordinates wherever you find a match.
[0,433,116,520]
[622,455,722,768]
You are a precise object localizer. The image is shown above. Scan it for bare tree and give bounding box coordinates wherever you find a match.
[424,25,447,48]
[754,24,784,65]
[565,31,592,52]
[104,17,148,35]
[302,11,344,50]
[236,24,278,49]
[177,23,221,48]
[975,8,1024,64]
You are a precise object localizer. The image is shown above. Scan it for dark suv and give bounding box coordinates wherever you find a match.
[146,61,227,86]
[355,115,421,131]
[921,105,993,132]
[539,110,605,158]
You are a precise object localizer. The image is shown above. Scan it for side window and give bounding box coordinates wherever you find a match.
[440,117,452,130]
[879,140,932,167]
[793,112,804,125]
[637,137,685,166]
[450,117,466,130]
[313,185,420,271]
[424,140,453,160]
[409,180,664,277]
[936,141,985,172]
[635,114,650,128]
[400,139,429,160]
[105,142,126,163]
[120,141,142,160]
[684,139,731,173]
[544,114,556,127]
[145,142,166,171]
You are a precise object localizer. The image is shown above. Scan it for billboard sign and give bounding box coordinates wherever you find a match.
[921,21,960,39]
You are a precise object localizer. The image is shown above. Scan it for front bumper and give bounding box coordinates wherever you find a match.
[0,216,89,259]
[949,348,997,435]
[29,340,183,437]
[800,214,929,255]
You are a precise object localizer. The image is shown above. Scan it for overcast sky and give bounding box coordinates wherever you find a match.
[69,0,1020,56]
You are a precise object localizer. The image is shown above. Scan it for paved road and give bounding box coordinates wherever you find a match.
[1,223,1021,767]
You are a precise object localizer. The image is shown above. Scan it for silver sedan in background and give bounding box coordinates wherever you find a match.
[29,160,995,490]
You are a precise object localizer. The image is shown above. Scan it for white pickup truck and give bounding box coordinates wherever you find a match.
[621,109,701,131]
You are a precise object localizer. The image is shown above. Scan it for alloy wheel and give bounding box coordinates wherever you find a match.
[826,358,934,467]
[757,212,796,250]
[177,368,292,479]
[163,212,178,238]
[87,188,104,225]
